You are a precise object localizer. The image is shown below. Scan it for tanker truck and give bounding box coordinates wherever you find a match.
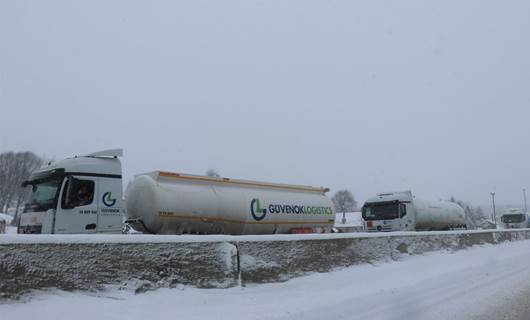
[18,149,335,235]
[361,191,466,232]
[499,208,528,229]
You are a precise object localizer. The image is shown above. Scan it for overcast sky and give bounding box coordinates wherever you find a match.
[1,1,529,207]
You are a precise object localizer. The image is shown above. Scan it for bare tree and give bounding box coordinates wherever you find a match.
[0,152,17,212]
[13,152,44,214]
[205,169,221,178]
[0,151,43,224]
[332,189,357,215]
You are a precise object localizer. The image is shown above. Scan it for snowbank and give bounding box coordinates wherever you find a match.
[334,211,364,232]
[1,228,526,244]
[1,229,530,299]
[6,226,17,234]
[0,213,13,225]
[334,211,363,226]
[0,213,12,235]
[0,241,238,300]
[4,240,530,320]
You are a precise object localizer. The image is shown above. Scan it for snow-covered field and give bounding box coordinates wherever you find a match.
[0,213,14,235]
[0,213,13,225]
[6,226,16,234]
[3,240,530,320]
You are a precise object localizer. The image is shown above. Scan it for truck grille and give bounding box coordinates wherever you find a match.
[367,225,393,232]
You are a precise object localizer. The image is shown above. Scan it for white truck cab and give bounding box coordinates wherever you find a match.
[18,149,123,234]
[499,208,528,229]
[362,190,466,232]
[362,191,414,232]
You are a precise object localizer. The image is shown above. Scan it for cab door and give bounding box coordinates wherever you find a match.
[399,203,413,230]
[383,203,403,231]
[96,177,123,233]
[54,176,99,234]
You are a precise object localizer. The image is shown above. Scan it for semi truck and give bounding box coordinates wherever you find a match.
[361,191,466,232]
[499,208,528,229]
[18,149,335,235]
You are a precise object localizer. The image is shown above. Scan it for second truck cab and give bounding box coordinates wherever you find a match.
[18,149,123,234]
[362,190,466,232]
[362,191,414,232]
[499,208,528,229]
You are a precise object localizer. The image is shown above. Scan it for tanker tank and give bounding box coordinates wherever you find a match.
[125,171,335,235]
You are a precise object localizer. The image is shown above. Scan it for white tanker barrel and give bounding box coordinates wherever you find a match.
[125,171,335,235]
[412,199,466,230]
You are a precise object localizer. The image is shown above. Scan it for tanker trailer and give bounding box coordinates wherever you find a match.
[499,208,528,229]
[361,191,466,232]
[125,171,335,235]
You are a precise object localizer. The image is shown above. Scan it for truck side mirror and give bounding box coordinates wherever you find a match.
[64,176,80,209]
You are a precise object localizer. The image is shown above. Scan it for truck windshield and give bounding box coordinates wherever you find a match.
[501,214,525,223]
[23,177,63,213]
[362,203,399,221]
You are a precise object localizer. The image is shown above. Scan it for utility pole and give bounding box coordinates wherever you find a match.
[523,188,528,214]
[491,192,497,227]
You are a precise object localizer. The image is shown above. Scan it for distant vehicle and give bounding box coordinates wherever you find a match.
[477,220,497,230]
[18,149,335,235]
[361,191,466,232]
[499,208,528,229]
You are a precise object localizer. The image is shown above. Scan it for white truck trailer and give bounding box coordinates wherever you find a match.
[361,191,466,232]
[18,149,335,235]
[499,208,528,229]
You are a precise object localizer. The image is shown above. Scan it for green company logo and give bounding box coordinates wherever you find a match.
[102,192,117,207]
[250,198,333,221]
[250,198,267,221]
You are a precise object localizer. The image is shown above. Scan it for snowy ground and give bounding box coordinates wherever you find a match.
[3,240,530,320]
[0,213,13,224]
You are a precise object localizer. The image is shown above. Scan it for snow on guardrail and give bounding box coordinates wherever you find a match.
[2,228,529,244]
[1,229,530,300]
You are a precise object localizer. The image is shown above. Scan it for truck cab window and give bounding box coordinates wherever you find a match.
[362,203,399,220]
[62,179,95,209]
[22,177,63,213]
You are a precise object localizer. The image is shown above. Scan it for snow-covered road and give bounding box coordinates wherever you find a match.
[3,240,530,320]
